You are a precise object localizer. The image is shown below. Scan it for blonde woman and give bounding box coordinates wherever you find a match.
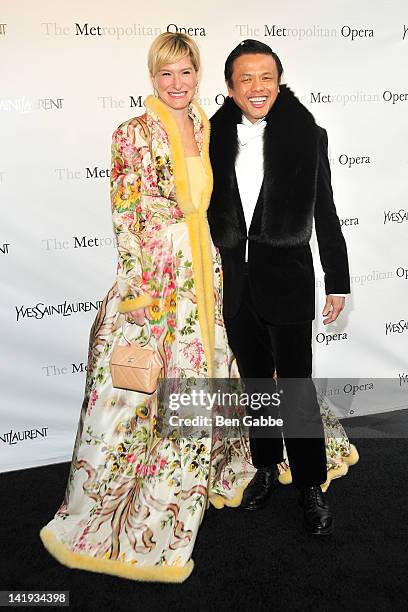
[39,33,253,583]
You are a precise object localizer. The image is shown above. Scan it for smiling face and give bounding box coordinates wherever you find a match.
[152,55,197,112]
[227,53,280,123]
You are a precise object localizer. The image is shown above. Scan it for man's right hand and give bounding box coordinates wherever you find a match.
[126,308,146,326]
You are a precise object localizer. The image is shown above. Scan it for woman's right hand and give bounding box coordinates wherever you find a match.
[126,308,146,326]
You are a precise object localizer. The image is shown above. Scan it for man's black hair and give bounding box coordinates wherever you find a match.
[224,39,284,87]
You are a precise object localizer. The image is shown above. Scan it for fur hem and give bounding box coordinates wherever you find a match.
[39,528,194,583]
[342,443,359,466]
[278,443,359,492]
[208,485,247,509]
[117,294,153,313]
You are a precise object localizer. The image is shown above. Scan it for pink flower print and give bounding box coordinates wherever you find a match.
[121,143,141,165]
[126,454,138,463]
[87,389,98,416]
[222,479,231,490]
[169,207,183,219]
[121,212,135,224]
[167,314,176,328]
[182,339,204,370]
[151,324,164,340]
[143,237,160,252]
[163,281,176,297]
[142,271,153,282]
[111,157,125,183]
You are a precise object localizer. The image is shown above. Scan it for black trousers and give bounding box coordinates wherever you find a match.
[224,276,327,489]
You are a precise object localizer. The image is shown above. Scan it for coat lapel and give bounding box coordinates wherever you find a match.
[232,170,248,234]
[247,177,264,236]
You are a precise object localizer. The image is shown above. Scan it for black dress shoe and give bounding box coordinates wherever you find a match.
[299,486,333,535]
[241,467,279,510]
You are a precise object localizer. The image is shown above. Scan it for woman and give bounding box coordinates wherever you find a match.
[40,32,254,583]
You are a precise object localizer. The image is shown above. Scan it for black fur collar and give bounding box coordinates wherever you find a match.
[209,85,320,248]
[212,84,315,127]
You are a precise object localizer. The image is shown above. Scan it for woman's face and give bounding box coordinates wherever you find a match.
[153,55,197,111]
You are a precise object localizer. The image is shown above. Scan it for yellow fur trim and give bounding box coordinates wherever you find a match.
[117,294,153,313]
[343,443,359,466]
[278,443,359,492]
[145,95,194,215]
[39,528,193,583]
[199,214,215,370]
[187,215,213,376]
[209,485,246,509]
[278,465,350,491]
[144,95,214,375]
[195,103,215,368]
[320,463,349,492]
[278,469,293,486]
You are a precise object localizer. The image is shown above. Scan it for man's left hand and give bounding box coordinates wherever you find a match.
[322,295,345,325]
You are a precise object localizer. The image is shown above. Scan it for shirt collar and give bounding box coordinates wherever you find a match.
[241,114,266,128]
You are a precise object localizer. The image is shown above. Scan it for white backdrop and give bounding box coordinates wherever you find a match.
[1,0,407,472]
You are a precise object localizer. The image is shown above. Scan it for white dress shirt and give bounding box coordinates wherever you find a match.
[234,114,345,297]
[235,115,266,241]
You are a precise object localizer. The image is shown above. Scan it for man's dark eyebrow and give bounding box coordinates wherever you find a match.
[239,71,275,77]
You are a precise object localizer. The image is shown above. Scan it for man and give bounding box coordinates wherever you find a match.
[208,40,350,535]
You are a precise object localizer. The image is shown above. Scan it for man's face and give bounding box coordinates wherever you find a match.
[227,53,280,123]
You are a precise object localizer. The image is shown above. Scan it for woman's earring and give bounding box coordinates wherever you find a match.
[195,84,199,97]
[153,87,159,98]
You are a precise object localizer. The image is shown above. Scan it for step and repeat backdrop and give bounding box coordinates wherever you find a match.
[1,0,408,471]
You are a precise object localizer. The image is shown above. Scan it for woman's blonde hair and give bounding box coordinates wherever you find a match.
[148,32,200,76]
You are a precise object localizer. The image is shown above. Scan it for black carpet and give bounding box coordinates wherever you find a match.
[1,437,408,611]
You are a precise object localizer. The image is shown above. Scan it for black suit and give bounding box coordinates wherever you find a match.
[208,87,350,487]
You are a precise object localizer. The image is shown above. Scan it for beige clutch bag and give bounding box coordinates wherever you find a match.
[110,321,163,394]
